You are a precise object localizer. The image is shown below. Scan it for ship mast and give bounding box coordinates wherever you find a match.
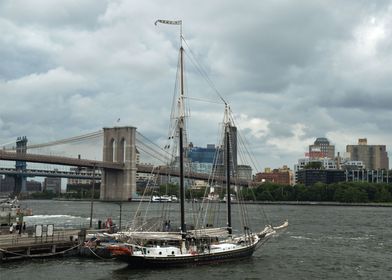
[155,19,186,237]
[179,38,186,237]
[224,105,232,234]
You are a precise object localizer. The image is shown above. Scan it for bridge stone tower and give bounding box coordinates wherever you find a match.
[100,127,137,201]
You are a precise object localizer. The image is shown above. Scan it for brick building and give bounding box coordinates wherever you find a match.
[255,166,293,185]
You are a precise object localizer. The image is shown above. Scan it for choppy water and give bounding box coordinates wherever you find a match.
[1,200,391,279]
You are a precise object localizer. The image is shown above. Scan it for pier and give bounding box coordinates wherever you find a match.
[0,229,83,262]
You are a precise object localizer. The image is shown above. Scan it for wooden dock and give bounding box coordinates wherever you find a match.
[0,229,83,262]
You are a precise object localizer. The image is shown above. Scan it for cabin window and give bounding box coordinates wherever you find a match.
[159,252,162,255]
[172,251,175,255]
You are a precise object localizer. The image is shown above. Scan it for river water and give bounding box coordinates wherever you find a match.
[1,200,391,279]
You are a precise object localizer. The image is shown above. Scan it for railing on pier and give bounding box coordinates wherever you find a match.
[0,229,81,248]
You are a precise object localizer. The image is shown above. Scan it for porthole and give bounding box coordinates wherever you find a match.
[147,250,150,254]
[172,251,175,255]
[159,252,162,255]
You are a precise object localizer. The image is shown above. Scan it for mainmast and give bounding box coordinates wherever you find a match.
[224,105,232,235]
[179,40,186,237]
[155,19,186,237]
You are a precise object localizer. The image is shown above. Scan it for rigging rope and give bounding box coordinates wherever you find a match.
[27,131,103,150]
[182,38,227,105]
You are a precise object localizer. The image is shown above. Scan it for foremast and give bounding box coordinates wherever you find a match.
[155,19,186,237]
[179,41,186,237]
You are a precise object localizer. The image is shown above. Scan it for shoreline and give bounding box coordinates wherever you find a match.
[242,201,392,207]
[21,198,392,207]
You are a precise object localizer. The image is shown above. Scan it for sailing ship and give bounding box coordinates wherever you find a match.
[107,20,288,267]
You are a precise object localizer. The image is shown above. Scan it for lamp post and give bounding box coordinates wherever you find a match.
[119,201,122,230]
[112,201,123,231]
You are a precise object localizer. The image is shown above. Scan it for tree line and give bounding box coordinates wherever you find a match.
[26,181,392,203]
[240,182,392,203]
[155,182,392,203]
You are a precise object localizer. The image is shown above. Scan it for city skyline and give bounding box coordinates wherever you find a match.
[0,0,391,171]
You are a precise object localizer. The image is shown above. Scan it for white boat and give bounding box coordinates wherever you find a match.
[151,195,177,202]
[107,19,288,268]
[0,197,32,226]
[222,193,237,203]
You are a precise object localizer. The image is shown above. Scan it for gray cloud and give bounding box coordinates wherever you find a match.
[0,0,108,28]
[0,0,391,171]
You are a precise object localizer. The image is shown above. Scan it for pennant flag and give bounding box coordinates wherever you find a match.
[155,19,182,26]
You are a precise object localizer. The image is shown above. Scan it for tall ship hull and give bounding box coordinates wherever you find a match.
[116,243,258,268]
[107,226,281,268]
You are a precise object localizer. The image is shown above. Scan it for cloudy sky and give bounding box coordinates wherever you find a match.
[0,0,391,171]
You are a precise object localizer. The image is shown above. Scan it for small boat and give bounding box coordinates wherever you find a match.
[151,195,178,202]
[107,19,288,268]
[222,194,236,203]
[0,196,32,226]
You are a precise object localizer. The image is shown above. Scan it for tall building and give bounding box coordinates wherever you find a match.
[187,144,219,174]
[188,144,218,164]
[215,126,238,177]
[346,138,389,170]
[228,126,238,171]
[0,176,41,193]
[68,167,96,185]
[43,177,61,194]
[295,158,337,171]
[0,176,15,193]
[187,126,239,177]
[294,157,337,184]
[237,165,253,181]
[255,166,293,185]
[26,180,42,192]
[296,169,346,186]
[308,137,335,159]
[346,169,392,183]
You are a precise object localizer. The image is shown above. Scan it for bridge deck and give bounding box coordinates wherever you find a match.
[0,151,123,170]
[0,151,250,186]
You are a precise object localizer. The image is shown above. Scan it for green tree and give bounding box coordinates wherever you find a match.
[304,162,323,169]
[31,190,57,199]
[256,190,274,201]
[375,186,392,202]
[159,183,179,196]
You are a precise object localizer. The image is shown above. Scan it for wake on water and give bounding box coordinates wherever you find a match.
[24,214,93,228]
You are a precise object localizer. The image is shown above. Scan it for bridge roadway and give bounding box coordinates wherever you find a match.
[0,167,102,179]
[0,151,250,186]
[0,150,122,170]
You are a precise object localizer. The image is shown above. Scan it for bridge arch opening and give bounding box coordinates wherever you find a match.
[110,138,117,162]
[119,138,126,163]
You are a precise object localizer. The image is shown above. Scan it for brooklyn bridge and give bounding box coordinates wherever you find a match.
[0,126,249,201]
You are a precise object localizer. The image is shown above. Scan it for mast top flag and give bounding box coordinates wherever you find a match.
[155,19,183,38]
[154,19,182,26]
